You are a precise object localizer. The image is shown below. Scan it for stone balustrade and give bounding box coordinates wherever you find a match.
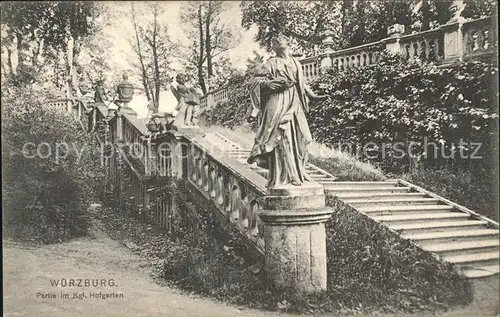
[198,15,496,108]
[462,16,496,59]
[47,83,336,294]
[86,104,268,253]
[182,131,267,252]
[399,28,444,62]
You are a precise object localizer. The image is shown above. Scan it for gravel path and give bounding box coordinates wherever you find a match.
[3,224,498,317]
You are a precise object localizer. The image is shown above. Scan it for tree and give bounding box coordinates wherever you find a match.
[461,0,498,19]
[179,1,240,94]
[0,1,102,94]
[130,2,176,112]
[240,0,455,52]
[241,1,342,54]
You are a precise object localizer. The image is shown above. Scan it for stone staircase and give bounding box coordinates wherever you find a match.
[204,133,500,279]
[204,133,337,182]
[321,180,499,279]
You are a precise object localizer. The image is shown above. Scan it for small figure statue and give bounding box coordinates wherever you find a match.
[171,74,200,126]
[94,79,107,104]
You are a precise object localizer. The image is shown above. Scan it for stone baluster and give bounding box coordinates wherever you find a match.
[145,136,156,176]
[209,164,217,199]
[197,152,204,187]
[203,159,210,192]
[215,171,225,206]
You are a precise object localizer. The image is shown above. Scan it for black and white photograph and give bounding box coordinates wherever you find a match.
[1,1,499,316]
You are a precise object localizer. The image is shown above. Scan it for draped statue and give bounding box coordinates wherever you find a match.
[247,34,326,189]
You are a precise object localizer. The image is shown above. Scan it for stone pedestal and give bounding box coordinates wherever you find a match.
[119,103,138,116]
[166,131,186,179]
[442,22,464,62]
[259,182,333,293]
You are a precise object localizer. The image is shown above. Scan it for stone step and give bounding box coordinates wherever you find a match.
[359,204,453,214]
[403,229,499,245]
[337,192,427,201]
[421,239,500,256]
[388,219,490,235]
[373,212,471,225]
[443,251,499,267]
[322,181,399,189]
[326,187,412,196]
[461,264,500,278]
[346,197,440,207]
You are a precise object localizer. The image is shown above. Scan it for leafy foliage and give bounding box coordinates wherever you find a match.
[462,0,498,19]
[240,0,457,53]
[1,85,104,243]
[308,53,498,173]
[1,1,103,89]
[179,1,241,93]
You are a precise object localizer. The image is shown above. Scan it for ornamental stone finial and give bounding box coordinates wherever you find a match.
[388,24,405,37]
[448,0,466,23]
[321,29,335,53]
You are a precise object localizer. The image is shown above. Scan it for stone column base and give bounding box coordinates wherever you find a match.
[259,182,333,293]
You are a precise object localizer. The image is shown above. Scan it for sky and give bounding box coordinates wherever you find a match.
[103,1,266,117]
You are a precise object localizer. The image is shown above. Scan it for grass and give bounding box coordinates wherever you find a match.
[403,168,499,222]
[199,123,386,181]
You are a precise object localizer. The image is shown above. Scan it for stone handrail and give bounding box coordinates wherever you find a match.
[155,130,267,253]
[106,111,150,174]
[83,95,333,292]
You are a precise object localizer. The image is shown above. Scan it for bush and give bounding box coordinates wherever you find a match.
[200,54,498,216]
[1,85,104,243]
[308,53,498,172]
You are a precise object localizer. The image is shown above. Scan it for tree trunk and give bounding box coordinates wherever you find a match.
[67,34,74,101]
[72,40,82,98]
[206,0,213,84]
[15,32,24,73]
[198,3,207,94]
[152,3,161,112]
[131,3,152,103]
